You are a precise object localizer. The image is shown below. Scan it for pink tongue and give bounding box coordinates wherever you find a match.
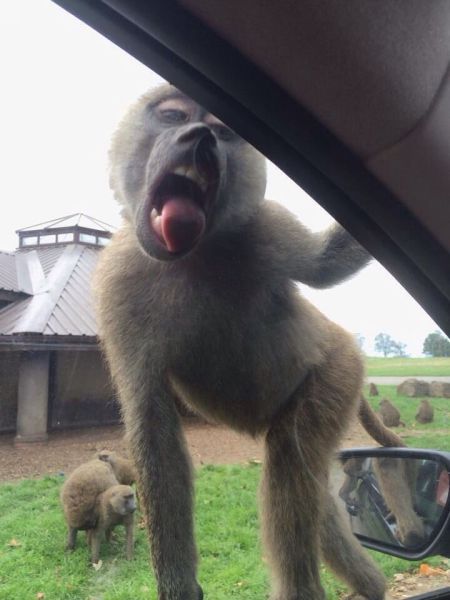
[160,197,205,253]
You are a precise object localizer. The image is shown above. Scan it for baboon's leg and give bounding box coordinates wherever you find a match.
[105,527,113,543]
[86,530,92,547]
[90,529,102,563]
[66,527,78,550]
[320,493,386,600]
[122,383,201,600]
[124,516,134,560]
[260,406,328,600]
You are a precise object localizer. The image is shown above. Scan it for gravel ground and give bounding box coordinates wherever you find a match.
[0,417,375,482]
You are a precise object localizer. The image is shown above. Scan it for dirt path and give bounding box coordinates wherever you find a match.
[0,417,377,482]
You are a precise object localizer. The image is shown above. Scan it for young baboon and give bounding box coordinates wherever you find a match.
[416,399,434,423]
[98,450,137,485]
[94,84,402,600]
[87,484,136,563]
[378,398,404,428]
[60,458,118,551]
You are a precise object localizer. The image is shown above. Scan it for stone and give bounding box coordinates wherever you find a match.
[397,378,430,397]
[429,381,450,398]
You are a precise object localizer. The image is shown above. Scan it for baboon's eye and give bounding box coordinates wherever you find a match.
[159,109,189,124]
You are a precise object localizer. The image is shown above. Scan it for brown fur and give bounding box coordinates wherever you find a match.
[97,450,137,485]
[94,84,399,600]
[369,382,379,396]
[60,459,118,551]
[416,399,434,423]
[373,458,425,547]
[339,456,425,548]
[378,398,403,428]
[87,484,136,563]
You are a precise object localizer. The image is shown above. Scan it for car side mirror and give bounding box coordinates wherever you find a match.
[337,448,450,560]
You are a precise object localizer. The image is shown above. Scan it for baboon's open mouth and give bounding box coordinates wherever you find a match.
[150,169,210,254]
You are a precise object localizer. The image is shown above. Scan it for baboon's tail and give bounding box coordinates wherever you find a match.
[358,395,405,447]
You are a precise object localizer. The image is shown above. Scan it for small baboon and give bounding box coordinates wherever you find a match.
[416,399,434,424]
[378,398,404,428]
[98,450,137,485]
[61,458,118,551]
[87,484,136,563]
[369,382,379,396]
[95,84,404,600]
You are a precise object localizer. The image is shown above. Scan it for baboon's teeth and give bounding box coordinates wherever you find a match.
[150,208,162,236]
[173,166,207,193]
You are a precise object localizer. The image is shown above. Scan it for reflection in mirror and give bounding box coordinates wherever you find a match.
[336,456,450,551]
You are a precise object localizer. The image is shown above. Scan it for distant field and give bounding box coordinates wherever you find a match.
[364,384,450,452]
[365,356,450,376]
[365,385,450,431]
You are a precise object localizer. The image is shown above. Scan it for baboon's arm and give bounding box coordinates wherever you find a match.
[262,201,371,287]
[122,380,200,599]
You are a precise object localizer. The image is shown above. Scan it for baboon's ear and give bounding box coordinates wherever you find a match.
[98,451,110,462]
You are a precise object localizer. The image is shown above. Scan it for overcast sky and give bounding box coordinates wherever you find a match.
[0,1,442,356]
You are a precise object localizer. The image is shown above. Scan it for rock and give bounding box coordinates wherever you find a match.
[397,379,430,397]
[430,381,450,398]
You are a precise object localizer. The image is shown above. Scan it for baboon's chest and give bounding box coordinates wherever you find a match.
[148,275,314,429]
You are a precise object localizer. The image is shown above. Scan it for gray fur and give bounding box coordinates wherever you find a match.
[94,84,386,600]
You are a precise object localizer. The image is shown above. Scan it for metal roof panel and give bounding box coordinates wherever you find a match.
[0,251,19,292]
[0,245,103,338]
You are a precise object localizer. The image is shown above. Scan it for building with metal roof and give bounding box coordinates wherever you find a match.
[0,215,118,442]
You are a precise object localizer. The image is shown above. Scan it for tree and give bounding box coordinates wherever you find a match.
[374,333,394,357]
[374,333,407,357]
[390,340,407,357]
[423,331,450,357]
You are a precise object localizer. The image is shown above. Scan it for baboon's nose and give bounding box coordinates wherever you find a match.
[177,124,217,148]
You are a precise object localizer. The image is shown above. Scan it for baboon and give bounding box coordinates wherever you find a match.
[378,398,404,428]
[87,484,136,563]
[416,399,434,424]
[94,84,403,600]
[60,458,118,551]
[98,450,137,485]
[369,382,379,396]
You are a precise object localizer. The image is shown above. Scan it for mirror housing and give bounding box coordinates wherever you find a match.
[337,447,450,560]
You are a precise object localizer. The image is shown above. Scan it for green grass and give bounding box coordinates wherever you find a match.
[364,384,450,452]
[365,356,450,376]
[1,463,448,599]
